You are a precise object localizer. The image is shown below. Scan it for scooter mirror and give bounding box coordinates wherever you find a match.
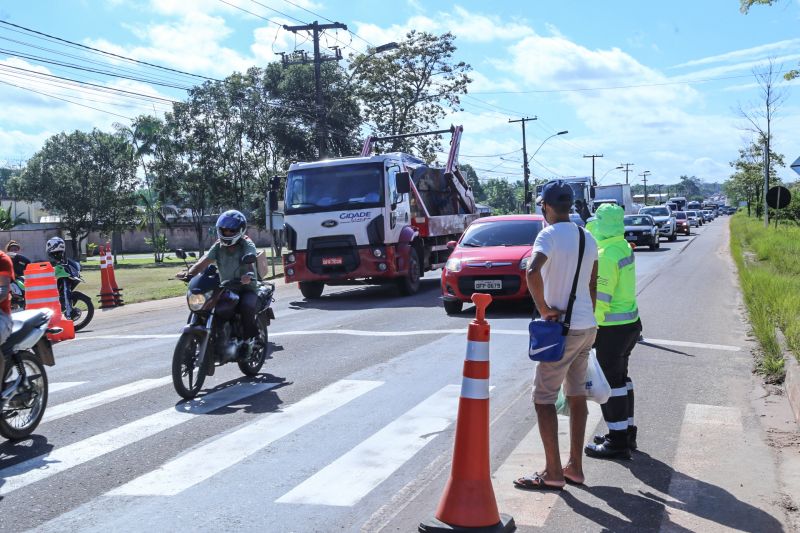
[241,253,257,265]
[175,249,187,259]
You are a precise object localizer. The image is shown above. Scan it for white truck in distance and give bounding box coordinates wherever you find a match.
[281,126,478,299]
[534,177,594,221]
[593,183,636,214]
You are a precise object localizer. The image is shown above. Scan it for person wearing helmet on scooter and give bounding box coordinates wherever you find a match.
[183,210,260,359]
[6,240,31,279]
[46,237,67,266]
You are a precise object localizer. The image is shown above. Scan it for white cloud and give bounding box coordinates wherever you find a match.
[672,39,800,69]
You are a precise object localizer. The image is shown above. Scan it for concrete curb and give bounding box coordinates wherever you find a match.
[776,328,800,425]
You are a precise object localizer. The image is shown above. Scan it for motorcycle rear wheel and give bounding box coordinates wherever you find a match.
[67,291,94,331]
[0,353,48,441]
[172,333,207,400]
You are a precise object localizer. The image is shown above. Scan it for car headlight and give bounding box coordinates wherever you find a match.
[519,256,532,270]
[187,291,211,311]
[445,257,462,273]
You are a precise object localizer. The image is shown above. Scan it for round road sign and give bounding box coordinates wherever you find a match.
[766,186,791,209]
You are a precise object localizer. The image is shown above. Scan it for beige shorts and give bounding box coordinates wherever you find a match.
[533,327,597,404]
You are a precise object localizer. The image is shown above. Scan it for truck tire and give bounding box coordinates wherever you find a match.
[299,281,324,299]
[443,299,463,315]
[397,247,421,296]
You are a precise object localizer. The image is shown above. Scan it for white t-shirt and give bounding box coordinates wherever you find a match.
[532,222,598,330]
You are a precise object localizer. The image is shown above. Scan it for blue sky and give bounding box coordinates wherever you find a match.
[1,0,799,186]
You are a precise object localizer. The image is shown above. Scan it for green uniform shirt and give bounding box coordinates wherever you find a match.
[206,237,258,289]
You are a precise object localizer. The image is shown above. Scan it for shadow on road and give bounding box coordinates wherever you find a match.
[562,451,783,532]
[0,434,55,474]
[637,341,693,357]
[287,278,442,311]
[185,373,292,417]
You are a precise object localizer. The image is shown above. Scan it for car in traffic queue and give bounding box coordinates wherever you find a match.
[686,210,702,227]
[674,211,691,235]
[638,205,677,242]
[703,209,715,221]
[623,214,660,250]
[441,214,544,314]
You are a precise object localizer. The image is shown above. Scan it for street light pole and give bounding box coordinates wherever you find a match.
[509,117,537,213]
[524,130,568,212]
[639,170,651,205]
[599,165,624,183]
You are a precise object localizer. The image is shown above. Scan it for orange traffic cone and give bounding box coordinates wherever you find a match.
[23,262,75,342]
[419,293,515,533]
[105,242,124,306]
[97,246,117,309]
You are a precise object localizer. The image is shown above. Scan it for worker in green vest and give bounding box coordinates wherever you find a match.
[584,204,643,460]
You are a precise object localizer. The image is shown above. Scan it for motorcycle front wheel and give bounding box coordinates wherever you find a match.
[172,333,207,400]
[66,291,94,331]
[238,326,268,377]
[0,353,48,440]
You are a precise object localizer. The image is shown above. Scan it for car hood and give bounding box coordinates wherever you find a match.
[650,216,671,223]
[452,245,532,262]
[624,225,653,232]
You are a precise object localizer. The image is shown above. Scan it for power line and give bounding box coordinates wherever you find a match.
[0,20,216,81]
[0,78,132,119]
[280,0,375,50]
[247,0,306,24]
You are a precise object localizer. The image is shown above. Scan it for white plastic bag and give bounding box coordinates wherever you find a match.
[585,349,611,404]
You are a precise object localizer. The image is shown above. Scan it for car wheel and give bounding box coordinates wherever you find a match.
[668,232,677,242]
[443,299,463,315]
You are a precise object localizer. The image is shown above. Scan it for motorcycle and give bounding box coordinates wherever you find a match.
[10,259,95,331]
[0,309,58,440]
[171,250,275,400]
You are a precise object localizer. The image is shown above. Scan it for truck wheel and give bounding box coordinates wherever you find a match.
[299,281,324,299]
[443,299,463,315]
[397,247,421,296]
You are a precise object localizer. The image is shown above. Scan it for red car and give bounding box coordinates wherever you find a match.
[441,214,544,314]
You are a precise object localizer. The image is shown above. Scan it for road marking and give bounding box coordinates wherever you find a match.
[48,381,86,393]
[0,381,277,496]
[44,376,172,423]
[276,384,461,507]
[640,338,741,352]
[663,403,747,531]
[70,334,180,341]
[493,402,604,527]
[107,379,383,497]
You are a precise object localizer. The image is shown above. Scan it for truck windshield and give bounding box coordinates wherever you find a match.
[460,220,543,247]
[640,207,669,216]
[285,163,384,214]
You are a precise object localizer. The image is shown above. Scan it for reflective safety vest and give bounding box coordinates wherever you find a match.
[595,235,639,326]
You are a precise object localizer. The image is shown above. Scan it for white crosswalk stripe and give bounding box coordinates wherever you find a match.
[48,381,87,393]
[276,384,461,507]
[0,381,277,496]
[108,379,383,497]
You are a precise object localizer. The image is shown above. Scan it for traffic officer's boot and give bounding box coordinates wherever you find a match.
[593,425,637,451]
[586,385,631,459]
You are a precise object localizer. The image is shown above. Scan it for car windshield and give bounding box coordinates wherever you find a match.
[624,216,653,226]
[675,212,687,219]
[285,163,384,214]
[640,207,669,216]
[460,220,543,247]
[687,211,697,216]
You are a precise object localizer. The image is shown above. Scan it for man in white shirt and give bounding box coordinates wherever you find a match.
[514,180,598,491]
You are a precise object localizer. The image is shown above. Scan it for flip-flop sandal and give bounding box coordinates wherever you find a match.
[564,474,585,486]
[513,472,564,491]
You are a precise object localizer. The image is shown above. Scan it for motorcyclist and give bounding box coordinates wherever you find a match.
[182,210,260,359]
[6,240,31,279]
[46,237,67,266]
[0,248,15,381]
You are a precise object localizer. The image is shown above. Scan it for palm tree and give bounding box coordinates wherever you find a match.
[0,205,28,230]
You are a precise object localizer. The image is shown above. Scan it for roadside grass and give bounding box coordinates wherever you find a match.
[730,214,800,380]
[76,249,284,305]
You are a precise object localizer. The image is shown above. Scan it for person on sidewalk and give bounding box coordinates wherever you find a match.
[584,203,643,460]
[514,180,598,490]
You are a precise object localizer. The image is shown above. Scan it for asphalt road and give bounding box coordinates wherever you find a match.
[0,219,791,532]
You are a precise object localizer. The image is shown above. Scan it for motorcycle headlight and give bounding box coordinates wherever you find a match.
[519,256,532,270]
[187,291,211,311]
[445,257,462,273]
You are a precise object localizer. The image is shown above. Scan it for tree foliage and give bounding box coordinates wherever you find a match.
[353,31,471,161]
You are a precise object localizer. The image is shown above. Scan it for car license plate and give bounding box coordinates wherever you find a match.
[475,280,502,290]
[322,257,343,266]
[625,234,637,241]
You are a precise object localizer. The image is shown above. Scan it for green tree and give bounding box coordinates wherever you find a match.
[724,140,784,217]
[353,31,471,161]
[9,129,138,257]
[460,163,485,203]
[482,178,523,214]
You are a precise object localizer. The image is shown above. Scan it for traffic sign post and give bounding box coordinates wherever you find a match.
[791,156,800,176]
[767,186,791,210]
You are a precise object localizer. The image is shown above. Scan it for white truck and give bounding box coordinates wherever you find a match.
[593,183,636,214]
[534,176,594,221]
[280,126,478,298]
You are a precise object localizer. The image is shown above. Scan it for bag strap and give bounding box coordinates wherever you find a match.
[561,225,586,335]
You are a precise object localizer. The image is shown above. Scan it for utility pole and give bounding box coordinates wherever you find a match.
[640,171,651,205]
[621,162,634,185]
[283,21,348,159]
[509,116,537,213]
[584,154,604,186]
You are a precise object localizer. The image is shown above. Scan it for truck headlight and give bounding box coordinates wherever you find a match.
[519,256,532,270]
[372,248,383,258]
[286,253,296,264]
[445,258,462,273]
[187,291,211,311]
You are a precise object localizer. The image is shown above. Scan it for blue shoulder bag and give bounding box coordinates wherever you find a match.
[528,226,586,362]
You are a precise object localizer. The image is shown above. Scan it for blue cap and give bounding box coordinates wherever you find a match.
[541,180,574,206]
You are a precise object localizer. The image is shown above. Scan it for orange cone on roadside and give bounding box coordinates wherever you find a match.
[23,262,75,342]
[419,293,515,533]
[97,245,117,309]
[105,241,123,306]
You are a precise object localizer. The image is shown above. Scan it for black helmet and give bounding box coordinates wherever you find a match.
[216,210,247,247]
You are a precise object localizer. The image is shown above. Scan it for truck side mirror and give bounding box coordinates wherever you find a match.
[269,191,279,211]
[590,186,596,199]
[396,172,411,194]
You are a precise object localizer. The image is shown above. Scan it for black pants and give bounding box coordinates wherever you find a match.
[237,290,259,340]
[595,319,642,446]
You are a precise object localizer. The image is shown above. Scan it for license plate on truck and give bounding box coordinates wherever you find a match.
[475,280,502,290]
[322,257,343,266]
